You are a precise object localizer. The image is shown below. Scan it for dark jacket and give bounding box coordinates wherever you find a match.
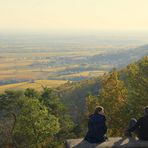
[84,113,107,143]
[128,115,148,140]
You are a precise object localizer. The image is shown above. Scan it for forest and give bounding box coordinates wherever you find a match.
[0,56,147,147]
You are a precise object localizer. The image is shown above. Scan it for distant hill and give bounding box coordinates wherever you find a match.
[88,44,148,69]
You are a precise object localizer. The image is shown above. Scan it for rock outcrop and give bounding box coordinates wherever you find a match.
[65,137,148,148]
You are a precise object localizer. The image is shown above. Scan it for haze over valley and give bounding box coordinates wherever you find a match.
[0,32,147,89]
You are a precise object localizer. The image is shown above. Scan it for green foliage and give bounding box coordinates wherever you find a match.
[40,87,75,144]
[0,90,23,111]
[14,97,60,147]
[120,56,148,124]
[98,70,128,136]
[41,87,65,116]
[24,88,39,98]
[84,57,147,137]
[0,87,75,147]
[58,78,101,122]
[85,94,99,115]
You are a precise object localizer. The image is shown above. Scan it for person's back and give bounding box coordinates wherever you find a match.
[137,115,148,140]
[84,106,107,143]
[127,106,148,140]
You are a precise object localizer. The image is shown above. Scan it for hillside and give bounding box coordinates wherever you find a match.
[57,78,101,121]
[0,56,147,147]
[58,56,148,122]
[0,80,66,93]
[88,44,148,69]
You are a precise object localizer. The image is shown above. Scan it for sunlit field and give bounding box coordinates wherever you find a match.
[0,34,147,86]
[0,80,67,93]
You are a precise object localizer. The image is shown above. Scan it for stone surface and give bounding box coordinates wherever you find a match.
[65,137,148,148]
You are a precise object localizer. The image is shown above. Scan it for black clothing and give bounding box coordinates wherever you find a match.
[84,114,107,143]
[128,115,148,140]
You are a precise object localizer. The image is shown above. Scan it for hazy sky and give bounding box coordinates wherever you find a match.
[0,0,148,32]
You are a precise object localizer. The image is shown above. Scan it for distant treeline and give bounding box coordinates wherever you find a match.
[0,79,28,86]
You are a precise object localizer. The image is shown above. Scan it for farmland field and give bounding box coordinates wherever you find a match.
[0,33,147,91]
[0,80,67,93]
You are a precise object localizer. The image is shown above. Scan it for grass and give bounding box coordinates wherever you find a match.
[0,80,67,93]
[56,71,106,79]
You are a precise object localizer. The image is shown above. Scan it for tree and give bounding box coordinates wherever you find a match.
[0,90,60,147]
[121,56,148,122]
[0,90,24,147]
[24,88,39,99]
[40,87,75,146]
[14,97,60,147]
[98,70,128,136]
[85,94,99,116]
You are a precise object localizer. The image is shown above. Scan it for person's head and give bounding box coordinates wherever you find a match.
[144,106,148,116]
[94,106,104,115]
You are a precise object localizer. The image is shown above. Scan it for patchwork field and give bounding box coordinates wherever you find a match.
[0,34,147,87]
[0,48,109,83]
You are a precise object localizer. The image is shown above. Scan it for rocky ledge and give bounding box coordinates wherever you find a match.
[65,137,148,148]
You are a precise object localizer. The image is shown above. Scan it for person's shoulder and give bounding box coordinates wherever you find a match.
[89,114,99,119]
[96,114,106,121]
[140,115,148,120]
[89,114,95,119]
[99,114,106,120]
[89,114,106,121]
[88,114,97,121]
[138,116,146,122]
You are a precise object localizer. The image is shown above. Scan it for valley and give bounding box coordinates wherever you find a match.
[0,33,147,92]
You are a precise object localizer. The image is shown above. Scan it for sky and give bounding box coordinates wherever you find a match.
[0,0,148,33]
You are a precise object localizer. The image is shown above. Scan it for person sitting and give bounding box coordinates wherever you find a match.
[84,106,107,143]
[126,106,148,140]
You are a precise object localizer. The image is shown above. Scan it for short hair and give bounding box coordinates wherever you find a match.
[144,106,148,115]
[94,106,104,114]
